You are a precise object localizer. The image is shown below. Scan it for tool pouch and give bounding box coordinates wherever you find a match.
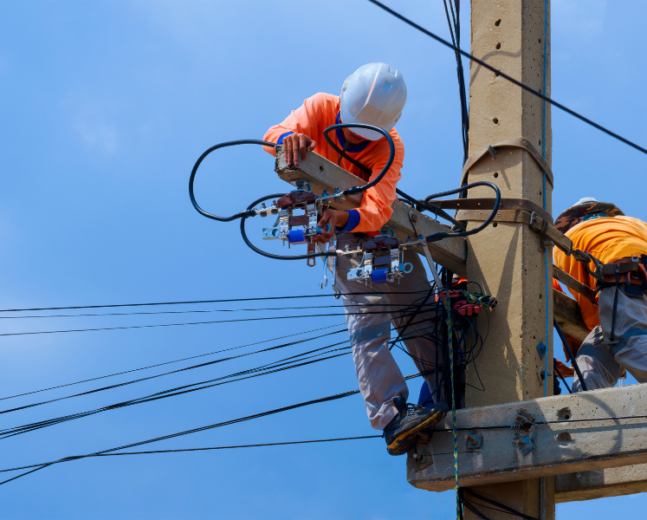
[597,254,647,297]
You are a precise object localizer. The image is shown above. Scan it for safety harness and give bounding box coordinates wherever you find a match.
[596,255,647,344]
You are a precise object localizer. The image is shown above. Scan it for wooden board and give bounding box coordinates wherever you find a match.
[274,147,467,276]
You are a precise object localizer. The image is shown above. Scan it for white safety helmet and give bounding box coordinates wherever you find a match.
[572,197,598,206]
[340,62,407,141]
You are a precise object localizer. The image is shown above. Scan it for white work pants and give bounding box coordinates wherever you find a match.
[332,233,442,430]
[573,286,647,391]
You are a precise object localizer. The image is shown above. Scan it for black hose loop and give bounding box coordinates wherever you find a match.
[423,181,501,243]
[189,140,278,222]
[322,123,395,197]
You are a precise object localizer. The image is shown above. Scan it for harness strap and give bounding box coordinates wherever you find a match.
[553,266,598,305]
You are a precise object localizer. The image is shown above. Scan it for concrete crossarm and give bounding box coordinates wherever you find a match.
[274,147,467,276]
[556,463,647,503]
[407,383,647,492]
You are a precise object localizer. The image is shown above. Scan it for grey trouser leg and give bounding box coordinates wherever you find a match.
[573,286,647,392]
[332,233,440,430]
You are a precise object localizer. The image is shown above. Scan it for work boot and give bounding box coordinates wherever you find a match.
[383,399,448,456]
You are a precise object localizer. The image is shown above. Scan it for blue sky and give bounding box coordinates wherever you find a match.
[1,1,647,518]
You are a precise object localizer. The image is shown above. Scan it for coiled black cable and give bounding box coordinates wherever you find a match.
[321,123,394,197]
[189,140,277,222]
[423,181,501,243]
[321,130,466,230]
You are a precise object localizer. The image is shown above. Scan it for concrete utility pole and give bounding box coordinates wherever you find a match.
[463,0,553,518]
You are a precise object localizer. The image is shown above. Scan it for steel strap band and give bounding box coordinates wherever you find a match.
[460,136,555,188]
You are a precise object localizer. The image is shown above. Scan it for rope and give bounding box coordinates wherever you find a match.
[446,297,460,520]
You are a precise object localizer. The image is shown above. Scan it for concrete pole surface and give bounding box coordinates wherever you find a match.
[464,0,553,518]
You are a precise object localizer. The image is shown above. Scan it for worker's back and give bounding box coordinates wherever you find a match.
[554,215,647,329]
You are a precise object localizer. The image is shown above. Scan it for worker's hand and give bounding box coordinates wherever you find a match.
[314,209,349,244]
[283,133,316,167]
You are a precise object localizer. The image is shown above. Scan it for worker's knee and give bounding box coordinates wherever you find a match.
[615,335,647,383]
[572,352,617,392]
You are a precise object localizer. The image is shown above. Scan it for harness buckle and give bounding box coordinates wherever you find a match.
[529,211,549,236]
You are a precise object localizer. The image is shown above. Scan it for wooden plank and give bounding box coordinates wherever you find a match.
[407,384,647,492]
[555,463,647,503]
[553,289,589,343]
[274,147,467,276]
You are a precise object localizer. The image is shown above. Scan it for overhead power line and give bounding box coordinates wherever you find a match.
[0,375,422,486]
[0,324,346,402]
[0,291,429,314]
[368,0,647,156]
[0,302,418,320]
[0,306,437,337]
[0,436,383,474]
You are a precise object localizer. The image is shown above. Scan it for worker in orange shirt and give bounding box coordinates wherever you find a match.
[554,198,647,391]
[264,63,447,455]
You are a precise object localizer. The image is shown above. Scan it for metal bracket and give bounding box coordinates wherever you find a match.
[411,449,434,470]
[536,340,547,360]
[465,432,483,450]
[514,436,534,456]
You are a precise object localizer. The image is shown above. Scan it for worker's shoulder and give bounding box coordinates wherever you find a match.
[617,215,647,227]
[372,128,404,157]
[305,92,339,108]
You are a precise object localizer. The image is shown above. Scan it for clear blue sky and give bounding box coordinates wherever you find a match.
[1,1,646,518]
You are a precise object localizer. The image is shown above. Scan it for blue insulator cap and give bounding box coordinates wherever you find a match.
[287,229,306,244]
[370,268,389,284]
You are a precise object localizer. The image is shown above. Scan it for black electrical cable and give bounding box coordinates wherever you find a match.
[423,181,501,243]
[462,489,540,520]
[554,318,588,392]
[0,330,350,416]
[1,319,436,438]
[0,436,383,474]
[367,0,647,157]
[461,499,491,520]
[0,306,436,337]
[442,0,469,164]
[2,305,437,407]
[321,123,395,197]
[0,372,424,486]
[0,302,422,320]
[0,292,430,314]
[0,324,345,402]
[0,344,355,439]
[188,140,280,222]
[320,132,466,229]
[554,363,572,394]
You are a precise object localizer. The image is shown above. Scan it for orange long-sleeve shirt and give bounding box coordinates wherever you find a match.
[263,92,404,234]
[553,216,647,330]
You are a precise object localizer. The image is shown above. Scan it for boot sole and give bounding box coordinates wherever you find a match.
[386,406,448,456]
